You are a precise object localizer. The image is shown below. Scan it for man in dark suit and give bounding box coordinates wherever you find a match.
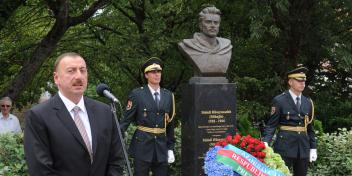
[120,57,176,176]
[24,52,125,175]
[263,67,317,176]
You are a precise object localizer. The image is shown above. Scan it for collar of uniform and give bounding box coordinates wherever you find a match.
[58,91,87,113]
[288,89,301,103]
[147,84,160,96]
[0,113,13,120]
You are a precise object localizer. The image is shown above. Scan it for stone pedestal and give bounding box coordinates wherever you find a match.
[181,83,236,176]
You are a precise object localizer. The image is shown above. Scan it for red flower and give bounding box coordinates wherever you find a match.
[214,134,267,161]
[220,140,227,146]
[256,152,266,158]
[240,141,246,148]
[255,144,265,151]
[250,152,257,157]
[225,135,232,142]
[231,138,240,145]
[249,138,257,144]
[244,135,252,140]
[234,134,241,141]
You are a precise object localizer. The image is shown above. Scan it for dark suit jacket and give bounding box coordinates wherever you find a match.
[24,94,124,176]
[120,85,175,163]
[263,91,317,158]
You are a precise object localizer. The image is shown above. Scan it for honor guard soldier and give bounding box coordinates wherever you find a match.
[120,57,176,176]
[263,67,317,176]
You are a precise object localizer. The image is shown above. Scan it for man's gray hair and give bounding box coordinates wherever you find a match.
[0,96,12,105]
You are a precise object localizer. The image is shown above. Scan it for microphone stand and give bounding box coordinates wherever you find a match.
[110,101,133,176]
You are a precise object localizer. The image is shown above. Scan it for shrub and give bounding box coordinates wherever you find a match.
[1,126,351,176]
[0,133,28,176]
[313,119,324,136]
[308,128,352,176]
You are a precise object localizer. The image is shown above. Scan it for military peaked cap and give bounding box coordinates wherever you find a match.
[287,66,308,81]
[141,57,163,73]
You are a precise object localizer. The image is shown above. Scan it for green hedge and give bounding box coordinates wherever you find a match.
[308,128,352,175]
[1,128,352,175]
[0,133,27,176]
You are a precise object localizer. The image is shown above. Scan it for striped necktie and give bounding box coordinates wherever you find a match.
[154,92,160,109]
[72,106,93,162]
[296,97,301,110]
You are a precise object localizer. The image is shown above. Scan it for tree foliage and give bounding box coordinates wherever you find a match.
[0,0,351,133]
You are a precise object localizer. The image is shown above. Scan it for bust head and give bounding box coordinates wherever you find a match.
[199,6,221,38]
[178,6,232,80]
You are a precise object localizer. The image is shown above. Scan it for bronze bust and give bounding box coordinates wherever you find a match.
[178,6,232,77]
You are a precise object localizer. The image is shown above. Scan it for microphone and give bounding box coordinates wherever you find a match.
[96,84,132,175]
[96,83,119,103]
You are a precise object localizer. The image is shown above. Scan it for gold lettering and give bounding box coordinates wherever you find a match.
[200,109,232,115]
[211,110,232,114]
[208,115,224,119]
[198,125,234,128]
[212,137,223,142]
[208,119,216,123]
[202,138,212,142]
[201,110,211,114]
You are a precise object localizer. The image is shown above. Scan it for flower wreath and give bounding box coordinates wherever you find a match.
[204,134,291,176]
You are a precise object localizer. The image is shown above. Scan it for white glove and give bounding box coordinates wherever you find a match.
[167,150,175,164]
[264,142,269,147]
[309,149,317,162]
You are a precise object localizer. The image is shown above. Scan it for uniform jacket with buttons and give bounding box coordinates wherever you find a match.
[263,91,317,158]
[120,85,175,162]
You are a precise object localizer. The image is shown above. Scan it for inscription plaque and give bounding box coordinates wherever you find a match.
[181,83,236,175]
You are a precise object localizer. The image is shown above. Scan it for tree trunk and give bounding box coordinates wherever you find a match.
[1,0,109,101]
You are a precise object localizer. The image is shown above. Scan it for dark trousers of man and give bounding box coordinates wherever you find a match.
[282,157,308,176]
[134,150,168,176]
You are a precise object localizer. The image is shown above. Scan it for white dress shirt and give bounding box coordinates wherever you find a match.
[289,89,301,105]
[58,91,92,144]
[0,113,22,134]
[148,84,161,101]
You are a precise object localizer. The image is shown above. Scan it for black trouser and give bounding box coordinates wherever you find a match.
[282,156,308,176]
[134,159,168,176]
